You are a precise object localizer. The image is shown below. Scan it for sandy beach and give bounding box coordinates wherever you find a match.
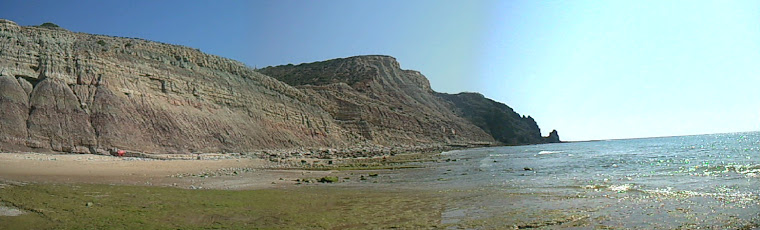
[0,152,346,190]
[0,152,444,229]
[2,135,759,229]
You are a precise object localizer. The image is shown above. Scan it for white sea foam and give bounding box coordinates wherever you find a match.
[609,184,633,192]
[538,151,563,155]
[582,184,605,190]
[641,187,757,203]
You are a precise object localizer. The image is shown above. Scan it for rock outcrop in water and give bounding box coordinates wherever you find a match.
[544,130,561,143]
[0,19,558,155]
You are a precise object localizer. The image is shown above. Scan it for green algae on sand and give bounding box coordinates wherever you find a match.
[0,183,443,229]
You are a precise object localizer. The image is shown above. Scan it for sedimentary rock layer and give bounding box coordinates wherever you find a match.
[0,20,355,154]
[0,19,557,155]
[259,56,496,146]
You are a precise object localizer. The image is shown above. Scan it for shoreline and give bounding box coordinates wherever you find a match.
[3,140,758,229]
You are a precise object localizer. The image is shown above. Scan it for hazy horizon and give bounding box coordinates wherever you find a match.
[3,0,758,141]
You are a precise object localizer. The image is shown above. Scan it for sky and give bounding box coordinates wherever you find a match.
[2,0,759,141]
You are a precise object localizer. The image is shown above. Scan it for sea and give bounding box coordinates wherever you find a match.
[363,132,760,229]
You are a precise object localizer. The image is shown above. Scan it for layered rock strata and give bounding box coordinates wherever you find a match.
[259,56,495,146]
[0,19,354,154]
[0,19,558,156]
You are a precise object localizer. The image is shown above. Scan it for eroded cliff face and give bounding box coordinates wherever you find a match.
[0,19,556,155]
[0,20,357,154]
[259,55,496,146]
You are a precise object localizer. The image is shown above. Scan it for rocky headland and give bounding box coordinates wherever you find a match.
[0,19,559,158]
[436,92,558,145]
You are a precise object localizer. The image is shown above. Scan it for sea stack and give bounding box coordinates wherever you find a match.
[544,130,561,143]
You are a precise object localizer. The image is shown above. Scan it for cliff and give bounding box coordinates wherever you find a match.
[258,57,562,146]
[0,20,355,154]
[435,92,539,144]
[0,20,558,155]
[258,55,495,146]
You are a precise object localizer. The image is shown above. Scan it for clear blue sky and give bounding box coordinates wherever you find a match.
[3,0,759,141]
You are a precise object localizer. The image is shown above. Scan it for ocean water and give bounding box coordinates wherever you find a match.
[367,132,760,229]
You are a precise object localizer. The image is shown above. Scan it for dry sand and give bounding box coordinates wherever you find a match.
[0,152,340,190]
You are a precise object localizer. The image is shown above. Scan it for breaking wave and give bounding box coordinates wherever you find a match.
[538,150,563,155]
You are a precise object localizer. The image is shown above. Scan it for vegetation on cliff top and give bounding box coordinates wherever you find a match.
[38,22,59,28]
[257,56,393,87]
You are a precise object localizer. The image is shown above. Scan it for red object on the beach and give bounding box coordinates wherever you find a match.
[117,150,126,157]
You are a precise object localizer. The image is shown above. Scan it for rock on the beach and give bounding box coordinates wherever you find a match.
[318,176,339,183]
[0,206,26,216]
